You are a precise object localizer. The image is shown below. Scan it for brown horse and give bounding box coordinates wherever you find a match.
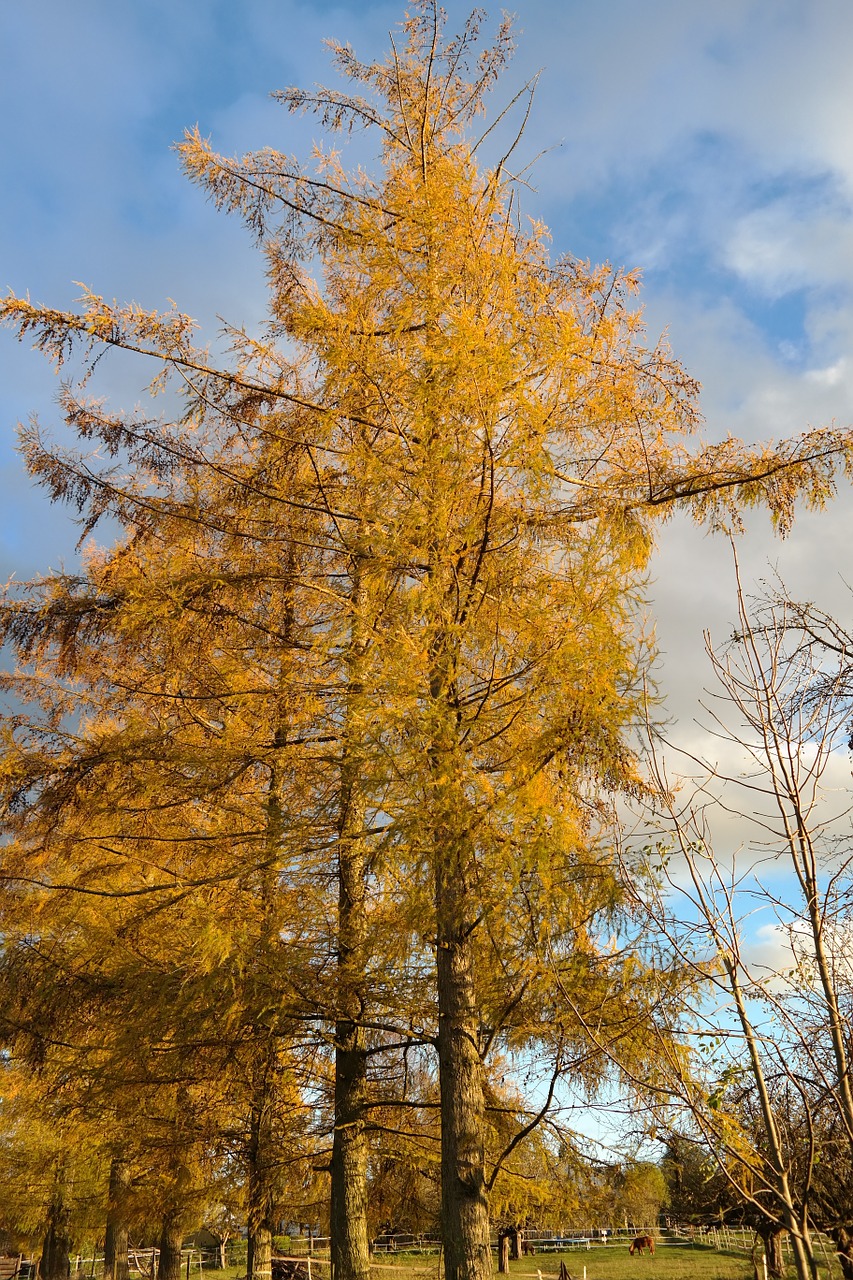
[629,1236,655,1256]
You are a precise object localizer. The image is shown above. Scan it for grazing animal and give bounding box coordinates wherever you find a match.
[629,1236,655,1256]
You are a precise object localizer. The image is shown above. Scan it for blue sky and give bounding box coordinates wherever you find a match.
[3,2,853,956]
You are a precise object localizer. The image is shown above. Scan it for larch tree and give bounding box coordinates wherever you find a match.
[5,7,853,1280]
[0,1054,109,1275]
[0,758,283,1279]
[0,373,339,1272]
[0,533,334,1276]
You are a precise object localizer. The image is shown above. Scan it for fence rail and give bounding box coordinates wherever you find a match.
[20,1224,842,1278]
[697,1224,838,1271]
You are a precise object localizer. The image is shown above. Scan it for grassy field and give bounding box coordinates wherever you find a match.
[208,1240,844,1280]
[365,1243,840,1280]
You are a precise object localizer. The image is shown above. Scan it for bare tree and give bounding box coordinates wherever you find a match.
[624,559,853,1279]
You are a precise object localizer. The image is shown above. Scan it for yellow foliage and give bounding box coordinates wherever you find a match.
[1,0,852,1265]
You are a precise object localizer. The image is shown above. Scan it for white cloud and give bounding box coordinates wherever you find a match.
[725,199,853,298]
[514,0,853,200]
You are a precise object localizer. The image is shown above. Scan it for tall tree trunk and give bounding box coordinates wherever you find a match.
[246,1223,272,1280]
[104,1156,131,1280]
[435,848,491,1280]
[426,587,492,1280]
[40,1177,72,1280]
[330,555,371,1280]
[330,1014,369,1280]
[330,817,371,1280]
[156,1217,183,1280]
[247,671,290,1280]
[246,1091,275,1280]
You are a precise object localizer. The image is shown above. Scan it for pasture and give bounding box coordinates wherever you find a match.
[365,1242,840,1280]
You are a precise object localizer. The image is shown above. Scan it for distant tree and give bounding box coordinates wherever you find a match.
[612,1162,669,1231]
[661,1135,731,1223]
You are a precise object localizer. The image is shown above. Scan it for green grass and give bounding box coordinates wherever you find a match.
[504,1244,755,1280]
[206,1241,842,1280]
[368,1242,840,1280]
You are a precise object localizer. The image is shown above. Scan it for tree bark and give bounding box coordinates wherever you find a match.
[156,1218,183,1280]
[39,1181,72,1280]
[436,850,491,1280]
[756,1227,785,1280]
[330,837,371,1280]
[329,555,371,1280]
[104,1156,131,1280]
[330,1018,370,1280]
[246,1073,276,1280]
[426,590,491,1280]
[247,1224,272,1280]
